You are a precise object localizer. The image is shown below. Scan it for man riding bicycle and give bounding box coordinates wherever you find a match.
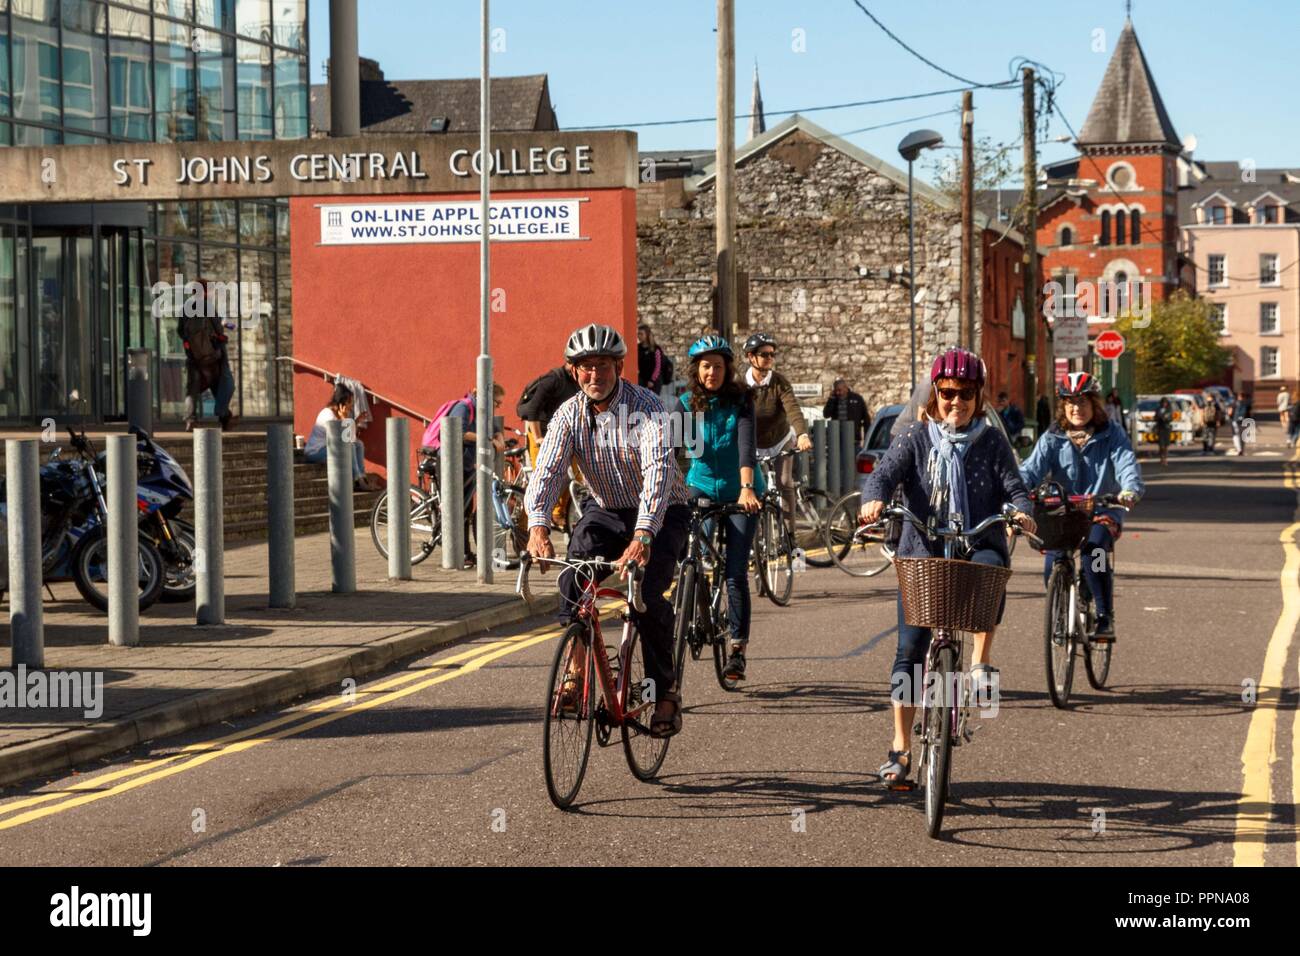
[1020,371,1144,642]
[524,323,692,739]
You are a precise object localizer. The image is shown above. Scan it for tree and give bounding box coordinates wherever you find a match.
[1113,291,1232,393]
[926,136,1022,210]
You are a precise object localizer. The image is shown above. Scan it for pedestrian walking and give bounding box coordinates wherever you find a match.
[1202,389,1219,454]
[1036,393,1052,437]
[1154,397,1173,466]
[636,324,675,394]
[1228,391,1251,456]
[822,378,871,447]
[994,391,1026,441]
[180,281,237,431]
[1288,393,1300,447]
[1278,385,1291,433]
[1105,389,1124,429]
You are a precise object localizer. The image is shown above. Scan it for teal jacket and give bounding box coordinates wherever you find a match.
[679,391,765,503]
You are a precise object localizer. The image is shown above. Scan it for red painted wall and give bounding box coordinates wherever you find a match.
[290,188,638,475]
[979,230,1050,409]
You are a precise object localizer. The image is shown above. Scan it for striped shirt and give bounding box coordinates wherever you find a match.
[525,378,689,535]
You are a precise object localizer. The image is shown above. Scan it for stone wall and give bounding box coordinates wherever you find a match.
[637,128,981,411]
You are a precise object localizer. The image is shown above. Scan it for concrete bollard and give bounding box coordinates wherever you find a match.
[827,420,842,500]
[126,348,153,435]
[812,420,827,496]
[840,417,856,495]
[106,435,139,647]
[266,424,295,608]
[195,427,225,625]
[440,415,465,570]
[387,416,411,580]
[6,439,43,667]
[325,418,356,593]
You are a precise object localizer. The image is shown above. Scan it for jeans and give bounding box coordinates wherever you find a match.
[891,548,1005,706]
[305,440,364,479]
[558,503,690,696]
[1042,521,1116,622]
[716,509,758,645]
[1231,420,1245,454]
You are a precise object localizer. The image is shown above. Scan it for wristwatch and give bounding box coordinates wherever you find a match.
[741,482,755,490]
[634,531,654,547]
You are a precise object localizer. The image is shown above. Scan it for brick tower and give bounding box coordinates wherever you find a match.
[1039,18,1182,328]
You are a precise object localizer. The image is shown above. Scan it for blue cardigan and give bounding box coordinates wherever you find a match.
[863,420,1032,560]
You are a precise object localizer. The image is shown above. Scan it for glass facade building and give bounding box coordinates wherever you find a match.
[0,0,306,423]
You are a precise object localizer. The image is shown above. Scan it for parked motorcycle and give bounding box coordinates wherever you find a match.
[114,426,196,603]
[0,421,166,612]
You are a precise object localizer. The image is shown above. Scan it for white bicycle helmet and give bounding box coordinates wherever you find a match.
[564,324,627,362]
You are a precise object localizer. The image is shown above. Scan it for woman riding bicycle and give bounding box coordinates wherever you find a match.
[679,336,764,681]
[1020,371,1143,643]
[859,348,1036,784]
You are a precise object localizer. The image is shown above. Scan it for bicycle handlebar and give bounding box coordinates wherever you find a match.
[866,502,1044,550]
[515,552,646,613]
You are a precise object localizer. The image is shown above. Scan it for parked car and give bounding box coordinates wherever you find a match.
[855,402,1016,497]
[1172,390,1208,438]
[1204,385,1235,414]
[1136,394,1196,445]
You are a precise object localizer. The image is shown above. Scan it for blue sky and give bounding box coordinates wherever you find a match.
[309,1,1298,181]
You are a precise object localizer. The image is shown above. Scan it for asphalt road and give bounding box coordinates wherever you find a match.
[1,442,1296,866]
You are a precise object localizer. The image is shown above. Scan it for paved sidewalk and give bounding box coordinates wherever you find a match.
[0,528,558,788]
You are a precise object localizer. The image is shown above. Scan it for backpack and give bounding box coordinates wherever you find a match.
[421,397,471,450]
[180,314,222,364]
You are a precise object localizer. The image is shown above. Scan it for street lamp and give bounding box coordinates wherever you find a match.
[898,128,944,391]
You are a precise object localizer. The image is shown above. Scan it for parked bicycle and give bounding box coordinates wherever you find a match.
[822,490,895,577]
[862,501,1039,838]
[516,554,667,810]
[1032,485,1131,707]
[671,496,750,693]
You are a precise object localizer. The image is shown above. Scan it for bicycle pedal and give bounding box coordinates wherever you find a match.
[886,780,915,792]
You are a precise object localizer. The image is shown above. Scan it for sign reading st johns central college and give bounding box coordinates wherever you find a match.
[0,131,637,204]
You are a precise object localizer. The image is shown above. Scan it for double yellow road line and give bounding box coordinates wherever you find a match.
[1232,448,1300,865]
[0,619,572,832]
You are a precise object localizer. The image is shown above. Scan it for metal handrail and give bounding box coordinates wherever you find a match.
[276,356,432,425]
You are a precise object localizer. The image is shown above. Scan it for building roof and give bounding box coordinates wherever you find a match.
[1076,20,1180,148]
[690,113,1028,243]
[1179,168,1300,225]
[310,71,557,135]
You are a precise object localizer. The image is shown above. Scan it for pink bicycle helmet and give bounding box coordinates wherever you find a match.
[930,347,986,389]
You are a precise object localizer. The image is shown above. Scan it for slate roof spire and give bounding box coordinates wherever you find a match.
[748,60,766,141]
[1076,19,1179,149]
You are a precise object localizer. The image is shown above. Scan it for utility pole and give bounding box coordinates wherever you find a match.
[715,0,736,342]
[1021,67,1039,420]
[960,89,974,350]
[475,0,494,582]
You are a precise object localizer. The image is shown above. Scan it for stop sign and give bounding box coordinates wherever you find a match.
[1095,330,1126,360]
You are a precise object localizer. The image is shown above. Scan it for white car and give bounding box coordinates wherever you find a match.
[1136,394,1196,445]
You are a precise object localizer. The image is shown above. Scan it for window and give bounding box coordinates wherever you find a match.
[1059,272,1077,318]
[1059,226,1072,247]
[236,0,270,41]
[0,10,11,117]
[1114,271,1129,312]
[196,31,235,141]
[274,0,307,50]
[1210,302,1227,334]
[236,38,271,140]
[1261,302,1279,335]
[273,49,306,139]
[1260,254,1279,285]
[154,20,195,141]
[1115,210,1127,245]
[1129,208,1141,245]
[1108,163,1134,190]
[109,5,151,140]
[1099,210,1111,246]
[1261,346,1280,379]
[1262,204,1280,224]
[62,0,109,134]
[11,2,61,126]
[1208,254,1226,286]
[1208,205,1227,225]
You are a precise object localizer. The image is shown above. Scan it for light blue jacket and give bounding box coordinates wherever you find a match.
[1020,422,1145,523]
[679,392,766,503]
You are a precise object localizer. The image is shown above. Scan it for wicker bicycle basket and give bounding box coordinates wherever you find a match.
[1031,501,1094,552]
[895,557,1012,632]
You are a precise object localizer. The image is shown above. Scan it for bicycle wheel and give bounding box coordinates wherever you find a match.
[760,506,794,607]
[370,485,440,567]
[1083,595,1112,689]
[1044,564,1076,708]
[825,494,892,577]
[671,562,696,694]
[621,621,671,781]
[796,489,836,568]
[707,574,740,691]
[750,516,770,599]
[543,624,596,810]
[923,643,956,839]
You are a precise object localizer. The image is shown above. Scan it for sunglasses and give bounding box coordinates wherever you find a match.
[935,386,977,402]
[755,350,777,359]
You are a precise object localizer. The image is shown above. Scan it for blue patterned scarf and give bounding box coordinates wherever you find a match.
[926,418,987,528]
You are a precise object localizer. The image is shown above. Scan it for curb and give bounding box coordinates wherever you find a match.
[0,591,558,790]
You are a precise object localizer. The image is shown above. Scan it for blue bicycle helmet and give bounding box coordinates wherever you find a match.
[688,335,733,359]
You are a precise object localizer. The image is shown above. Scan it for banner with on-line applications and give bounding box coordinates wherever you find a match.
[319,199,583,245]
